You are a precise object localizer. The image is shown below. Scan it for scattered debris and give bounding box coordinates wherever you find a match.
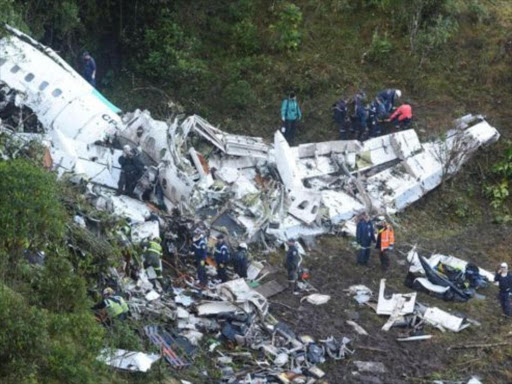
[346,320,369,336]
[301,293,331,305]
[396,335,433,342]
[97,349,160,372]
[353,360,387,374]
[347,285,373,304]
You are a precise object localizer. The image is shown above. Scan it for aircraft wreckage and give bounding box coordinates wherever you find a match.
[0,25,501,245]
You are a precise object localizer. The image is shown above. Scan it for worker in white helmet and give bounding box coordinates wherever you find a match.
[495,262,512,317]
[233,242,249,279]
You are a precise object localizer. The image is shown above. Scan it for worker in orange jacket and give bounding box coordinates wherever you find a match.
[388,103,412,130]
[376,219,395,271]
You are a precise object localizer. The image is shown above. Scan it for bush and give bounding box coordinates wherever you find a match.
[269,2,303,52]
[366,30,393,63]
[416,14,458,55]
[0,285,104,384]
[222,80,257,111]
[0,159,66,259]
[139,15,206,85]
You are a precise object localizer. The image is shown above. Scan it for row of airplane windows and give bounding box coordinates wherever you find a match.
[0,59,62,97]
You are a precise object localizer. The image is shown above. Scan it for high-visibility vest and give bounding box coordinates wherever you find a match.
[380,227,395,250]
[105,296,129,318]
[147,240,162,256]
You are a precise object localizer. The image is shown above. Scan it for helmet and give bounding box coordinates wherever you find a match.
[501,262,508,269]
[123,145,132,155]
[239,242,248,250]
[395,89,402,99]
[216,234,225,240]
[103,287,114,296]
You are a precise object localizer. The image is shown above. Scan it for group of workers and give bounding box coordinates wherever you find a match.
[279,88,413,145]
[191,230,249,288]
[355,213,395,271]
[333,88,412,140]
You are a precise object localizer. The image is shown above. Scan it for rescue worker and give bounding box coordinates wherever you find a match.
[191,229,208,287]
[285,238,301,294]
[82,51,97,87]
[117,145,145,197]
[233,242,249,279]
[354,99,369,141]
[494,263,512,317]
[116,222,138,279]
[375,219,395,271]
[92,287,129,322]
[332,98,348,140]
[356,213,375,266]
[281,92,302,145]
[142,235,164,285]
[388,103,412,130]
[377,88,402,114]
[368,97,387,137]
[214,234,230,283]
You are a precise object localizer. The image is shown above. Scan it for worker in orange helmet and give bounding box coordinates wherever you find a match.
[375,217,395,271]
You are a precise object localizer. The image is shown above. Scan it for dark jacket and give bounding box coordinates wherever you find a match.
[233,249,248,278]
[214,243,230,266]
[285,245,300,272]
[83,57,96,81]
[377,89,397,112]
[355,101,368,129]
[356,219,375,247]
[119,154,145,177]
[494,273,512,295]
[192,237,207,264]
[333,100,347,124]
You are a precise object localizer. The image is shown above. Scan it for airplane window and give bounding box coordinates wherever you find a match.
[25,73,35,82]
[0,59,6,67]
[10,65,21,73]
[51,89,62,97]
[39,81,49,91]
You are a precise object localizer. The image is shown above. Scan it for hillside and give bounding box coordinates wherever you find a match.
[1,1,512,383]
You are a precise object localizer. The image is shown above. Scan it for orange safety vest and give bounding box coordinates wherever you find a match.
[380,226,395,251]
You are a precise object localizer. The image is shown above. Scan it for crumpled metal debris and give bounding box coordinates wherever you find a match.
[97,349,160,372]
[0,25,501,248]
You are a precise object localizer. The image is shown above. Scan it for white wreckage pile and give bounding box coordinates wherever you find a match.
[347,277,482,340]
[0,25,501,248]
[99,263,353,382]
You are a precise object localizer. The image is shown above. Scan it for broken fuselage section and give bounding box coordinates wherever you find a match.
[0,25,501,244]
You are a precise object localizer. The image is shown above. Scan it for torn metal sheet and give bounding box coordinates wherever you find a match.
[97,349,160,372]
[353,361,387,374]
[396,335,433,342]
[254,280,287,298]
[422,307,468,332]
[377,279,416,316]
[216,278,269,316]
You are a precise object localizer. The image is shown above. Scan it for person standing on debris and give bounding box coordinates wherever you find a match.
[118,145,145,197]
[233,242,249,279]
[142,235,164,285]
[82,51,97,87]
[332,98,348,140]
[281,92,302,145]
[356,213,375,266]
[285,238,301,294]
[116,221,138,279]
[375,219,395,271]
[214,234,230,283]
[388,103,413,130]
[192,229,208,287]
[92,287,130,323]
[494,263,512,317]
[377,89,402,114]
